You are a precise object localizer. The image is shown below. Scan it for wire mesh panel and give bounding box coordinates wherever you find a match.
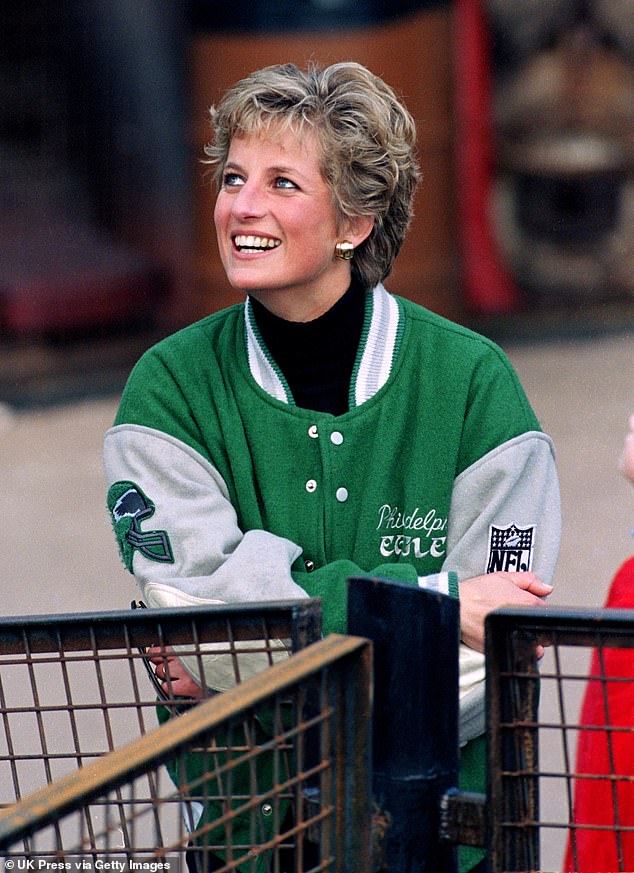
[0,634,372,873]
[0,601,321,814]
[486,606,634,873]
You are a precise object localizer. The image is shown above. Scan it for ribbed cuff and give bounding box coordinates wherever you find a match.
[417,570,459,598]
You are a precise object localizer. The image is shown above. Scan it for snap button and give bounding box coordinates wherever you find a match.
[261,803,273,817]
[330,431,344,446]
[305,479,317,493]
[304,559,316,572]
[335,487,349,503]
[308,424,319,439]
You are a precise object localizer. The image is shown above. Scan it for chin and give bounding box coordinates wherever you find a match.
[226,268,274,292]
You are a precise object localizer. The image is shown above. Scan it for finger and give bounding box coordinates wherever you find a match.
[509,573,554,596]
[147,646,172,664]
[160,676,205,700]
[535,634,552,659]
[519,590,549,606]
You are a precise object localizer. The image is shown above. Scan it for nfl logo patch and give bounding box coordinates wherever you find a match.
[487,524,535,573]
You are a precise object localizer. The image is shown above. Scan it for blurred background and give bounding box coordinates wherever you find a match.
[2,0,634,401]
[0,3,633,867]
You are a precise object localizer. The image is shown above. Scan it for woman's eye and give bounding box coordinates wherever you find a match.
[223,172,244,188]
[275,177,298,190]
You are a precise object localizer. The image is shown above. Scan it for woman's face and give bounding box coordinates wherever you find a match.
[214,128,368,321]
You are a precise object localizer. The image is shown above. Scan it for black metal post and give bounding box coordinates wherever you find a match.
[347,576,460,873]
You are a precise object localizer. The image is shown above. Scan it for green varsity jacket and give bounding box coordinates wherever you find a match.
[104,284,561,871]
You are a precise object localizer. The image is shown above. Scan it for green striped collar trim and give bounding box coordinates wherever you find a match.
[244,284,403,408]
[350,284,403,408]
[244,298,294,404]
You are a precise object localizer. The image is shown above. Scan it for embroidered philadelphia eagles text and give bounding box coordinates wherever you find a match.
[376,503,447,559]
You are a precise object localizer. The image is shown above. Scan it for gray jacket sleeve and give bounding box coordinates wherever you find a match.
[444,431,561,746]
[103,424,309,690]
[104,423,307,602]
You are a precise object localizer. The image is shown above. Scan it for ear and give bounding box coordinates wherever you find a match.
[344,214,375,248]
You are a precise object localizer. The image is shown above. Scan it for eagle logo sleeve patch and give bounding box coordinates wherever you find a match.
[486,524,535,574]
[107,481,174,572]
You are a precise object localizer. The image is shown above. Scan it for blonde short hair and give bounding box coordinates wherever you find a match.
[205,62,421,289]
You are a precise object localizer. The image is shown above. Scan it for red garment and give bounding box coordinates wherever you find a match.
[564,556,634,872]
[453,0,521,314]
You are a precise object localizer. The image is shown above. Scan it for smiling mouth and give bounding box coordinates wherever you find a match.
[233,234,281,253]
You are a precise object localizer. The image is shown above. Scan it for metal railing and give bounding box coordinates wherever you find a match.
[486,605,634,873]
[5,592,634,871]
[0,601,321,811]
[0,633,372,872]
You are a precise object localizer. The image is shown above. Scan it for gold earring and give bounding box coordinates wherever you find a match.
[335,240,354,261]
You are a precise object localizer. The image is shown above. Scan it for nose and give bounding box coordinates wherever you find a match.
[231,179,267,220]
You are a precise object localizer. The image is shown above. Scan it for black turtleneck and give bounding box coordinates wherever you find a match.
[249,282,365,416]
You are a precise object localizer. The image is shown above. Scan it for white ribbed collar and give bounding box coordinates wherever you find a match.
[244,283,403,409]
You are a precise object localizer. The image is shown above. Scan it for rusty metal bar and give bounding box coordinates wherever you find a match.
[0,634,372,872]
[439,789,486,847]
[487,615,540,873]
[0,600,322,830]
[488,605,634,647]
[330,629,373,872]
[0,600,322,653]
[486,605,634,873]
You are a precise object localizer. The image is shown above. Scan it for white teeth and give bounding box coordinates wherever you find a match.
[234,234,281,251]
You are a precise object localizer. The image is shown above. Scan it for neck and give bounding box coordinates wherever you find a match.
[247,271,352,322]
[249,280,365,415]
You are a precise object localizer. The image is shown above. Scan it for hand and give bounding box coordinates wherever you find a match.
[459,572,553,655]
[147,646,206,699]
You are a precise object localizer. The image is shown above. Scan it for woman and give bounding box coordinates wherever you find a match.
[104,62,561,873]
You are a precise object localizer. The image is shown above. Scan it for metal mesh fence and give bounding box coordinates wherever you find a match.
[14,592,634,871]
[486,605,634,873]
[0,631,371,872]
[0,601,321,812]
